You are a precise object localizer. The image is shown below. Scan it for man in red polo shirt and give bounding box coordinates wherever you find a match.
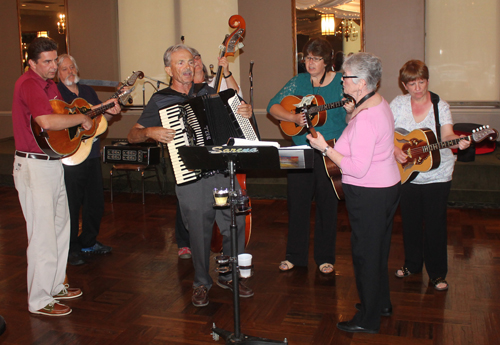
[11,37,89,316]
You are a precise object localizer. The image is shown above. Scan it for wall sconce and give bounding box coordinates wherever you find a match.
[37,31,48,38]
[57,13,66,35]
[321,14,336,36]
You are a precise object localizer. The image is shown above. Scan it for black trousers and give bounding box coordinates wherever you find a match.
[285,150,338,267]
[400,181,451,280]
[63,157,104,252]
[345,182,400,330]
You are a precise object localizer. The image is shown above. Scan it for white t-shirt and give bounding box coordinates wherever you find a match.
[390,94,456,184]
[208,77,243,98]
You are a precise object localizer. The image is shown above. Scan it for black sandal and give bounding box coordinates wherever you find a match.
[430,277,449,291]
[394,267,412,278]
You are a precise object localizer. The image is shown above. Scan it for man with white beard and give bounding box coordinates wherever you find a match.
[57,54,120,265]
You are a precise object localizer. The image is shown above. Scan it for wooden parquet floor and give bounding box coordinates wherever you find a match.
[0,185,499,344]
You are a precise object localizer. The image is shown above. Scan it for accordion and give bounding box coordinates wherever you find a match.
[159,88,258,184]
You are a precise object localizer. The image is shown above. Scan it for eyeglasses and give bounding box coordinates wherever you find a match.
[305,56,324,62]
[342,75,358,79]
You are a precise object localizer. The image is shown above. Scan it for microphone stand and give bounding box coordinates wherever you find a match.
[142,81,158,108]
[211,157,288,345]
[249,61,261,140]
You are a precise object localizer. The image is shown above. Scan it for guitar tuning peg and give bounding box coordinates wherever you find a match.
[237,42,244,50]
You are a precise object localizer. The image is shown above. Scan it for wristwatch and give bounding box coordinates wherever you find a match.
[322,146,330,156]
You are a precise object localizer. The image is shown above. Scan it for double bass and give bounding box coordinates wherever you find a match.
[210,14,252,253]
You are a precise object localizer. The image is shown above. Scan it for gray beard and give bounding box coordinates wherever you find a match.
[63,75,80,86]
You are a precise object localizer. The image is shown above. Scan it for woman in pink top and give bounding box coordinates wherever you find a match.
[308,53,401,334]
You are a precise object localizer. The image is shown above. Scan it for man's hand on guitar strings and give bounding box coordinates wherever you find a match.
[103,98,122,115]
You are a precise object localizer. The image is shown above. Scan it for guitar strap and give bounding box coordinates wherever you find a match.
[430,91,441,142]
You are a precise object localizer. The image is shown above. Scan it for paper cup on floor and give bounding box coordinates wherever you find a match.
[238,253,252,278]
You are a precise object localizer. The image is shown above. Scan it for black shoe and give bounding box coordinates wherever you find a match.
[337,320,379,334]
[81,241,112,254]
[68,251,85,266]
[192,285,209,307]
[355,303,392,317]
[0,315,6,336]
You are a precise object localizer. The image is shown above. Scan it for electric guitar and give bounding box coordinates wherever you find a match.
[279,94,353,136]
[395,125,498,184]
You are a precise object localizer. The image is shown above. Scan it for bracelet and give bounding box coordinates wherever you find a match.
[224,71,232,79]
[322,146,330,156]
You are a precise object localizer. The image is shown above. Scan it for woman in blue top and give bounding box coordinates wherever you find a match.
[267,38,351,274]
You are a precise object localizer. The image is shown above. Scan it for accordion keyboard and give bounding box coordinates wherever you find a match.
[159,105,198,185]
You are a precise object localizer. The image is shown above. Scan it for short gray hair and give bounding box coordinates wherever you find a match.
[57,54,79,72]
[343,52,382,92]
[163,44,192,67]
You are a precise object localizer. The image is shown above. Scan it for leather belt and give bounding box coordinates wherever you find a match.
[15,151,60,161]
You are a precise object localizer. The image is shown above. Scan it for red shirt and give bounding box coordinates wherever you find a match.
[12,68,62,153]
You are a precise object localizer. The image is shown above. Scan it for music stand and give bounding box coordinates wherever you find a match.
[178,145,288,344]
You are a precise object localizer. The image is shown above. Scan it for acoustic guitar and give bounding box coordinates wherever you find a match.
[304,114,344,200]
[279,94,352,136]
[31,73,141,159]
[31,97,122,158]
[395,125,498,184]
[62,71,144,165]
[322,139,344,200]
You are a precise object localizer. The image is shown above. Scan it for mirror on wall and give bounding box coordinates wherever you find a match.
[295,0,362,72]
[17,0,68,71]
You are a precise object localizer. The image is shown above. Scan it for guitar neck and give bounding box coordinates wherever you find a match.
[421,135,470,153]
[308,99,347,114]
[84,102,115,119]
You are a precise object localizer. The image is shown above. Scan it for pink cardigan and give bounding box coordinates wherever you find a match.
[334,98,400,188]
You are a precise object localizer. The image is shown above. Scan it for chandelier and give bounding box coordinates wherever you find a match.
[336,19,358,42]
[57,13,66,35]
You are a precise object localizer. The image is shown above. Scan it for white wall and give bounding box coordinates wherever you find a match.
[118,0,240,107]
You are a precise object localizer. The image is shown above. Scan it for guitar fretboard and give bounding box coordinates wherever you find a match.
[422,137,466,152]
[308,99,348,115]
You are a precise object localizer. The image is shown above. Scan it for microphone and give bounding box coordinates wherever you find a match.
[209,64,216,76]
[144,75,169,86]
[249,60,254,74]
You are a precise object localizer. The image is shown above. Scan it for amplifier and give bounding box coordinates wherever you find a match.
[103,145,161,165]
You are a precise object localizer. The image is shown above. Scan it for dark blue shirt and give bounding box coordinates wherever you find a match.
[57,82,102,159]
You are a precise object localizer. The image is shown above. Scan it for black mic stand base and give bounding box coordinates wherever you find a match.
[212,325,288,344]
